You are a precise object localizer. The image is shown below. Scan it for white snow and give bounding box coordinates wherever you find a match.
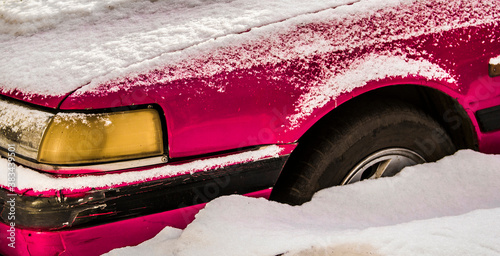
[0,0,356,96]
[288,54,457,128]
[53,112,112,126]
[1,0,498,99]
[491,56,500,65]
[65,0,499,130]
[0,98,53,134]
[106,150,500,256]
[0,145,282,192]
[0,99,53,158]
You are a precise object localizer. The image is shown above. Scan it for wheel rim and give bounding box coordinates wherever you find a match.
[341,148,425,185]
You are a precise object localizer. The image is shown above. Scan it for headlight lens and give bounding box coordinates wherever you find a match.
[38,109,164,165]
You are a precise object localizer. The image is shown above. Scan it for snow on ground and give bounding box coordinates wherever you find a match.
[106,150,500,256]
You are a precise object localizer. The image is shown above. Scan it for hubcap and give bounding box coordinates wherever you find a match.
[341,148,425,185]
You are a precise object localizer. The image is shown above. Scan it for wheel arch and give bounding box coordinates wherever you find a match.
[272,84,478,201]
[297,84,478,151]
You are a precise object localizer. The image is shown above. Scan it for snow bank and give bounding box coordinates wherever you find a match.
[288,208,500,256]
[106,150,500,256]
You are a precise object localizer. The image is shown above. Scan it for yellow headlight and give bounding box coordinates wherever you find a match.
[38,109,164,165]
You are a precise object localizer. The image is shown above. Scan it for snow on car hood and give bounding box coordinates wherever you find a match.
[0,0,357,107]
[1,0,498,110]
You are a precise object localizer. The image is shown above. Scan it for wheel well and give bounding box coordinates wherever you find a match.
[299,84,478,150]
[271,84,473,204]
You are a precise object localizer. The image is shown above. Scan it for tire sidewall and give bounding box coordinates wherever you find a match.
[318,111,455,189]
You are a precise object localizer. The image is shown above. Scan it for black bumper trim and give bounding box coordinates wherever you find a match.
[0,155,288,231]
[476,105,500,132]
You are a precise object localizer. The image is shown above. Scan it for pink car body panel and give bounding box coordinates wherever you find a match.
[57,10,500,158]
[1,0,500,255]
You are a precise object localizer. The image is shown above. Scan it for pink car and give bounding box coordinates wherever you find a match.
[1,0,499,255]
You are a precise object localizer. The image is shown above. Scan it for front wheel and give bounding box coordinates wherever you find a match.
[270,100,456,205]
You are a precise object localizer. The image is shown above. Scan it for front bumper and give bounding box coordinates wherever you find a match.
[1,190,271,256]
[0,145,293,256]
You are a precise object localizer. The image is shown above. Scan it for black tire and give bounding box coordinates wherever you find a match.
[270,100,456,205]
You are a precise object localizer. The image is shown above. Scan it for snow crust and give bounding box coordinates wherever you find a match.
[0,145,282,192]
[491,55,500,65]
[106,150,500,256]
[0,0,128,35]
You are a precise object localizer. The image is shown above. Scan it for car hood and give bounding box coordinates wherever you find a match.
[0,0,357,109]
